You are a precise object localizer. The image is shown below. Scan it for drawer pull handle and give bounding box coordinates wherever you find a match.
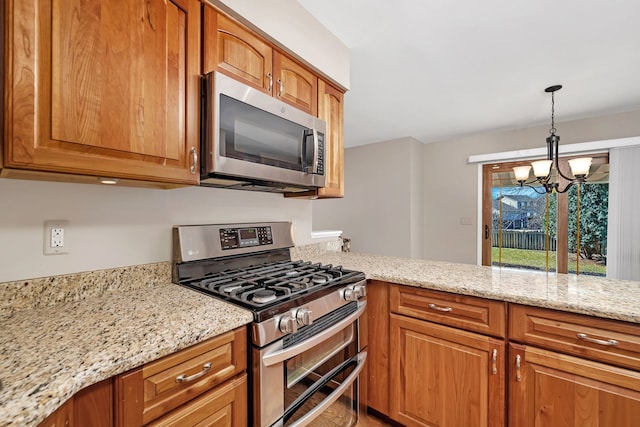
[492,349,498,375]
[428,303,452,312]
[576,333,619,347]
[266,72,273,93]
[189,147,197,174]
[277,78,284,97]
[515,355,522,382]
[175,362,212,383]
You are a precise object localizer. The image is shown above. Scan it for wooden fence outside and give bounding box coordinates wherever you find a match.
[492,230,557,251]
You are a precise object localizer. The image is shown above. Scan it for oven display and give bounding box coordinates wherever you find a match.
[220,226,273,250]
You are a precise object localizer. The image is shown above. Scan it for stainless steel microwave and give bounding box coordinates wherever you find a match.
[201,72,327,193]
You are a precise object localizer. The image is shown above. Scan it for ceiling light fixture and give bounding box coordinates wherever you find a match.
[513,85,592,194]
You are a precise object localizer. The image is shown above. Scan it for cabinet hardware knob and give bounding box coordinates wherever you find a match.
[277,78,284,97]
[175,362,212,383]
[492,349,498,375]
[190,147,197,174]
[267,72,273,92]
[515,354,522,382]
[576,333,619,347]
[428,303,452,313]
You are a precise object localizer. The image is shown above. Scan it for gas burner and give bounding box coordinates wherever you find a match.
[250,289,277,304]
[285,270,299,276]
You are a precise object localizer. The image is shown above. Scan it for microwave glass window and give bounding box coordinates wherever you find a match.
[220,95,313,171]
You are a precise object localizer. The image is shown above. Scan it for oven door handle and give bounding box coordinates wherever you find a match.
[286,351,367,427]
[262,300,366,367]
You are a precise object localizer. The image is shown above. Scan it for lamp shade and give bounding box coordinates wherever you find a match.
[513,166,532,182]
[531,160,553,178]
[568,157,593,177]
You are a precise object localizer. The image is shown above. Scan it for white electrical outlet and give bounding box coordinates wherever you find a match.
[44,220,70,255]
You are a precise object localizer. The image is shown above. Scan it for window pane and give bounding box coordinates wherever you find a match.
[491,171,557,272]
[567,180,609,276]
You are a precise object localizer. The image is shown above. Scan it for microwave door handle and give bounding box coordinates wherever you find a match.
[302,129,317,174]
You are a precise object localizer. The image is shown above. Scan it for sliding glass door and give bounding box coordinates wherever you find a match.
[482,155,609,276]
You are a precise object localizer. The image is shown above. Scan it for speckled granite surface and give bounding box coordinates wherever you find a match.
[0,262,172,321]
[291,247,640,324]
[0,276,252,426]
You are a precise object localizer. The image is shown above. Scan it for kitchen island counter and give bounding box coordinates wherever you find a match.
[292,248,640,324]
[0,281,252,427]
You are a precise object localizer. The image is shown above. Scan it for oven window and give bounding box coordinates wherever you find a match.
[219,95,313,171]
[283,321,359,426]
[286,322,355,388]
[285,377,358,427]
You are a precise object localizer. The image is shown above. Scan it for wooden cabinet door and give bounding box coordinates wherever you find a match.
[38,400,73,427]
[390,314,505,427]
[73,379,113,427]
[509,343,640,427]
[316,79,345,198]
[273,51,317,116]
[5,0,200,185]
[204,9,273,93]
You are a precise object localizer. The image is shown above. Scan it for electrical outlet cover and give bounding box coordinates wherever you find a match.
[44,220,70,255]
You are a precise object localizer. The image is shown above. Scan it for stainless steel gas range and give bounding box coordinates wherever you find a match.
[172,222,367,427]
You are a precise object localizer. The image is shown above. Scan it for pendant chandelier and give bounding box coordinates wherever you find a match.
[513,85,592,194]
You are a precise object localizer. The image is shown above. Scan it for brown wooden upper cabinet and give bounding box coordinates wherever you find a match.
[316,79,345,198]
[203,8,317,116]
[3,0,201,185]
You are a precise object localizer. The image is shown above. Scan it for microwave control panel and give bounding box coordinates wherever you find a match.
[220,226,273,250]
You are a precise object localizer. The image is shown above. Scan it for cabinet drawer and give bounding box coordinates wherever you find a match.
[509,304,640,370]
[390,285,506,338]
[148,374,247,427]
[115,328,247,426]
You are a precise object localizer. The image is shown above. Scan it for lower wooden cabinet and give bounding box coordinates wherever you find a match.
[509,343,640,426]
[390,313,505,427]
[38,379,112,427]
[114,328,247,426]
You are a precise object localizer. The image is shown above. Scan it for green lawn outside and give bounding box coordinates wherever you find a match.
[492,247,606,276]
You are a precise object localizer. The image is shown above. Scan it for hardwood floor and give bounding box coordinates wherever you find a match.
[359,412,395,426]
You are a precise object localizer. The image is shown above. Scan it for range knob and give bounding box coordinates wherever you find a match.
[278,314,298,334]
[295,308,313,326]
[343,284,367,301]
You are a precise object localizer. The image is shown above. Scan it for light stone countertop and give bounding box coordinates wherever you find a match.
[291,248,640,324]
[0,283,253,427]
[2,248,639,426]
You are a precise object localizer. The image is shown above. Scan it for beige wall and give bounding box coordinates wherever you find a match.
[423,109,640,264]
[313,109,640,264]
[312,137,424,258]
[0,179,312,282]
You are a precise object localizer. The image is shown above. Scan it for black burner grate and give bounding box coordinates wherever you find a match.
[193,260,348,308]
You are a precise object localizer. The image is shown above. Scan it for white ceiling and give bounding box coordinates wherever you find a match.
[297,0,640,148]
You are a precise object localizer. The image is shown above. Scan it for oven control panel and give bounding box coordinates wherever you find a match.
[220,226,273,250]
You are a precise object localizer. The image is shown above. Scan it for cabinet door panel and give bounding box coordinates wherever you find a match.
[6,0,199,184]
[316,79,344,198]
[207,10,272,92]
[273,52,317,115]
[390,314,505,427]
[509,343,640,427]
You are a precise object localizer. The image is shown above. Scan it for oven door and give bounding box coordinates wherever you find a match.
[255,300,367,427]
